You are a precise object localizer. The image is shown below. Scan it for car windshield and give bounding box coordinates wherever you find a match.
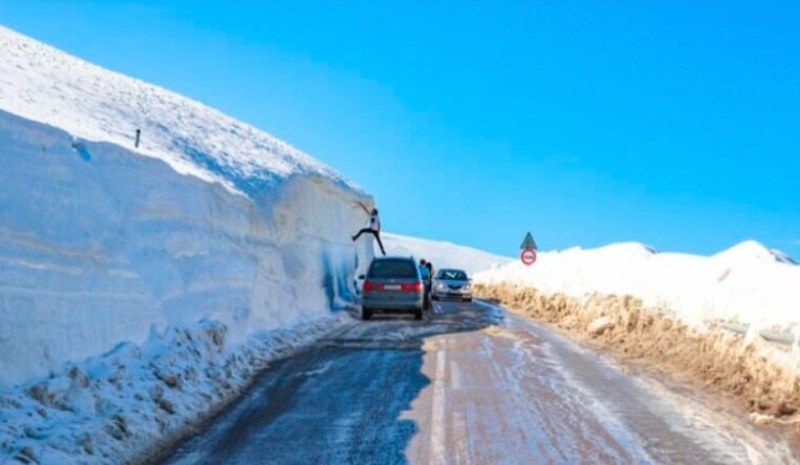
[368,260,418,279]
[437,269,468,280]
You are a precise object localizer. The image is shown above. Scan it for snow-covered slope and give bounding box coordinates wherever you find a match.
[476,240,800,328]
[0,25,357,198]
[382,233,513,275]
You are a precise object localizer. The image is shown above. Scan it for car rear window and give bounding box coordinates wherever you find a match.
[368,260,418,279]
[437,269,468,280]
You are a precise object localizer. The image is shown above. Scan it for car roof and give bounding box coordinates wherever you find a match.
[438,268,467,273]
[370,256,416,263]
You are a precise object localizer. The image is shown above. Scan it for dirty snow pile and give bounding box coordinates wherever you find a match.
[475,240,800,330]
[476,243,800,422]
[0,26,376,464]
[0,319,344,464]
[381,233,513,276]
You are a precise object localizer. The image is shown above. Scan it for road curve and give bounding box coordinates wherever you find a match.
[161,301,797,465]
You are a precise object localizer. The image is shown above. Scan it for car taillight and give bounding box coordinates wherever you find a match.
[401,282,423,292]
[363,280,384,292]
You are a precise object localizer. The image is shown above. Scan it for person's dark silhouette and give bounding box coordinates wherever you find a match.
[352,204,386,256]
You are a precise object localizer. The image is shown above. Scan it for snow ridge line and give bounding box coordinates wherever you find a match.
[0,25,365,199]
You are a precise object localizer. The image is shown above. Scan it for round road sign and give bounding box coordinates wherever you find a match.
[520,248,537,266]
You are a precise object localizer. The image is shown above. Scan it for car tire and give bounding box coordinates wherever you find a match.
[414,307,423,320]
[362,307,373,320]
[431,294,439,301]
[464,297,473,303]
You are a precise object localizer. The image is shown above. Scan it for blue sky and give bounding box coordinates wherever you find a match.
[2,1,798,258]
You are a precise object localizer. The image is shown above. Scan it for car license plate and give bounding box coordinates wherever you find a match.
[384,285,401,291]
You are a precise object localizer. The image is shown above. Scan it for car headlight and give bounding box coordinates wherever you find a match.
[436,282,447,290]
[463,283,471,290]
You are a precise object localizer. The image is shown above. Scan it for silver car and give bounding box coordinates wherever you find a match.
[360,257,424,320]
[431,268,473,302]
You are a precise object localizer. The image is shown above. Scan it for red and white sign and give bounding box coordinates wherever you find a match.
[520,248,537,266]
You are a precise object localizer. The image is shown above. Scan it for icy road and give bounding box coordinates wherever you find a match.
[161,301,796,465]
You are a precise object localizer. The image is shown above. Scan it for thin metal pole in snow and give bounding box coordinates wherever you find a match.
[135,129,141,148]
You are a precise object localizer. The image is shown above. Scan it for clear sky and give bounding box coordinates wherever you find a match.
[2,1,798,258]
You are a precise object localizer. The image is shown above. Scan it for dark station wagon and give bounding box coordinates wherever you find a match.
[360,257,424,320]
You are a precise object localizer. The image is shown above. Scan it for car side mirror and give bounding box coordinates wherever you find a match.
[358,274,366,280]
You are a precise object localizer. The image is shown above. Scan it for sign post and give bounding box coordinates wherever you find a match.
[519,232,538,266]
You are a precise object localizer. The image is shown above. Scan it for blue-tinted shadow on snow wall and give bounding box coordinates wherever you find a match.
[322,249,359,311]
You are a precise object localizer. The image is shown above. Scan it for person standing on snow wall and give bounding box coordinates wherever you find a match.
[351,203,386,256]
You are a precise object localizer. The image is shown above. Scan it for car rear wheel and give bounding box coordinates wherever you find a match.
[362,307,373,320]
[414,307,423,320]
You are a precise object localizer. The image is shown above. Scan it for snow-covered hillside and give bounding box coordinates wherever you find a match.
[476,240,800,329]
[382,233,513,276]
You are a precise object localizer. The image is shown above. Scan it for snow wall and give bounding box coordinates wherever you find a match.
[475,242,800,329]
[0,109,373,387]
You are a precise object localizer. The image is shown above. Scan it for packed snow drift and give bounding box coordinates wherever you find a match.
[476,240,800,329]
[0,24,376,387]
[477,284,800,426]
[475,243,800,425]
[0,26,381,463]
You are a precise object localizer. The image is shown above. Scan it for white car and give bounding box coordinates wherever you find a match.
[431,268,473,302]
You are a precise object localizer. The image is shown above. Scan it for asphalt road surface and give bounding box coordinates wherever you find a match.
[161,300,796,465]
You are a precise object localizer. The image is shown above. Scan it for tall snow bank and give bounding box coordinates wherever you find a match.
[0,318,344,465]
[475,242,800,329]
[0,25,376,388]
[0,26,379,464]
[477,284,800,425]
[0,110,368,387]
